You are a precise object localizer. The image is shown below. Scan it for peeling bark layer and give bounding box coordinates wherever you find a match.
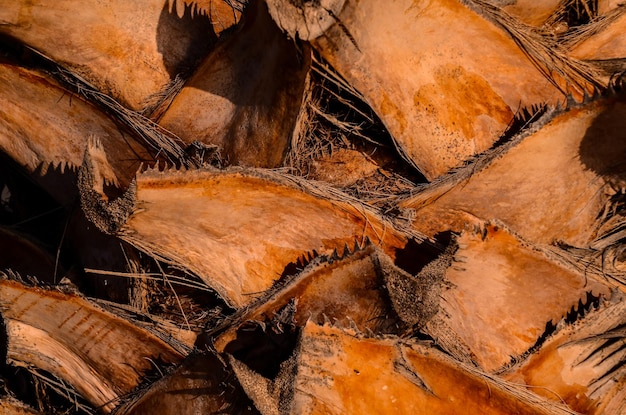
[570,10,626,60]
[505,296,626,415]
[0,63,151,204]
[233,321,575,415]
[101,167,412,307]
[486,0,562,26]
[213,243,431,351]
[422,223,611,372]
[114,352,257,415]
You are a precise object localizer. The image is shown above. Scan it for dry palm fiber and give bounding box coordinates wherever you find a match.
[569,6,626,60]
[231,321,577,415]
[541,0,598,28]
[466,0,603,99]
[0,397,42,415]
[485,0,563,27]
[554,4,625,50]
[417,222,611,372]
[545,242,626,288]
[93,298,199,350]
[1,0,624,413]
[0,62,152,205]
[112,352,256,415]
[211,242,433,351]
[504,294,626,415]
[284,53,419,206]
[51,64,201,168]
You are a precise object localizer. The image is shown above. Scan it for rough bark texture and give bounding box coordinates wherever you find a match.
[104,166,412,307]
[0,277,184,412]
[0,0,624,414]
[268,0,595,179]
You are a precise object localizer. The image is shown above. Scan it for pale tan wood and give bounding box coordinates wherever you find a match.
[0,0,239,110]
[497,0,562,27]
[505,297,626,415]
[7,320,121,412]
[266,0,345,41]
[234,322,575,415]
[570,10,626,60]
[0,63,151,204]
[599,0,623,15]
[94,298,198,350]
[213,243,425,351]
[0,277,184,413]
[423,223,611,372]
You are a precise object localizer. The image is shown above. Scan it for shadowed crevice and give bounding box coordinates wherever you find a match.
[156,1,221,78]
[579,94,626,186]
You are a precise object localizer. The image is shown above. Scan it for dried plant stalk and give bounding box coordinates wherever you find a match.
[0,276,184,412]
